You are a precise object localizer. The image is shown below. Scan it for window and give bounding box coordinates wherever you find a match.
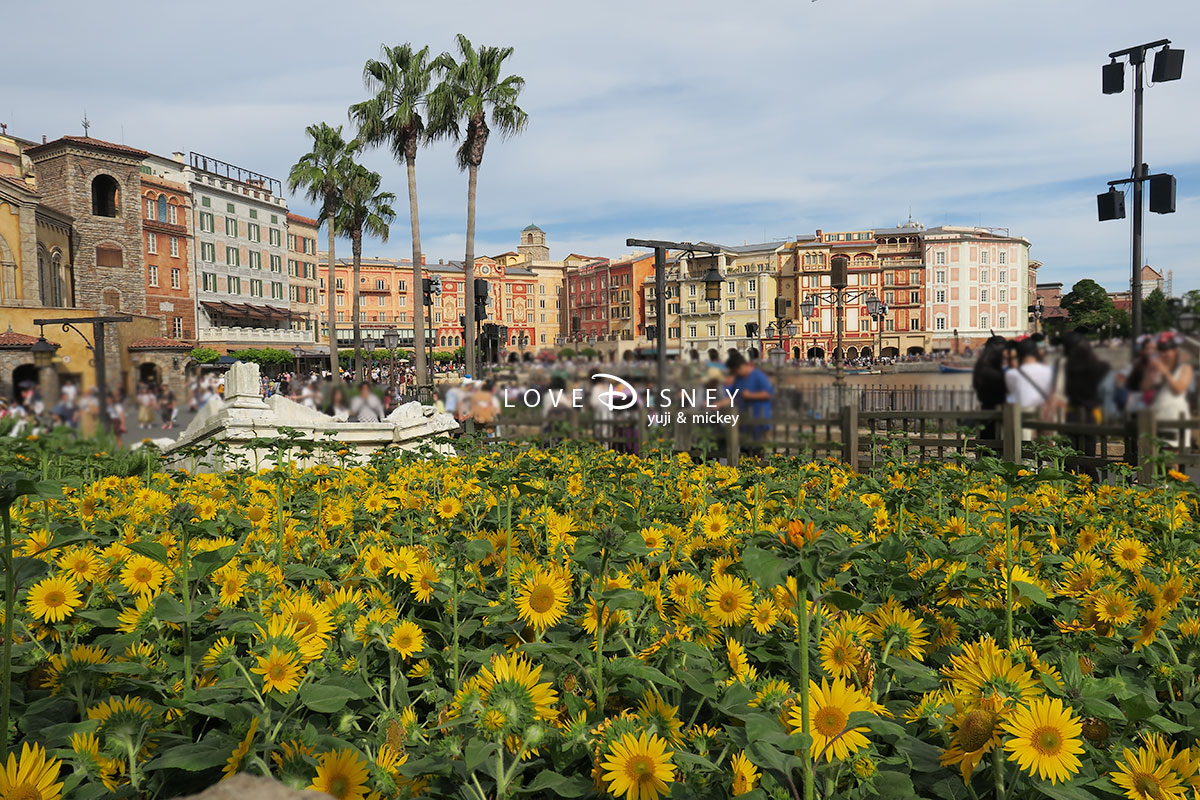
[201,196,211,208]
[202,272,217,292]
[225,217,238,236]
[226,246,240,266]
[270,255,281,272]
[999,251,1007,265]
[727,299,736,311]
[228,276,241,294]
[810,321,821,334]
[248,252,261,269]
[145,198,155,219]
[688,325,697,338]
[935,269,946,284]
[269,229,281,247]
[935,289,946,303]
[250,279,263,297]
[335,278,344,290]
[96,245,122,267]
[980,250,989,265]
[688,284,697,297]
[173,317,183,338]
[934,251,946,265]
[999,289,1007,302]
[726,280,735,294]
[226,202,235,213]
[201,242,215,262]
[171,268,180,289]
[859,319,870,331]
[336,294,344,306]
[980,313,989,329]
[248,223,260,242]
[935,316,946,330]
[910,290,919,304]
[980,289,988,303]
[157,195,168,222]
[981,269,989,282]
[377,294,386,307]
[707,324,717,337]
[748,278,757,292]
[708,300,718,312]
[167,205,178,225]
[249,209,257,219]
[148,264,158,286]
[169,237,179,257]
[91,175,120,217]
[147,233,157,254]
[999,314,1008,328]
[909,317,919,330]
[199,212,214,233]
[727,323,736,337]
[999,269,1007,283]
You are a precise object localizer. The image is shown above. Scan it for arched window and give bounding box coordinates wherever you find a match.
[50,251,64,307]
[157,195,168,222]
[91,175,120,217]
[37,246,52,305]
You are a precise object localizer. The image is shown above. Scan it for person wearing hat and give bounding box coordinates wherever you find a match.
[1146,331,1193,452]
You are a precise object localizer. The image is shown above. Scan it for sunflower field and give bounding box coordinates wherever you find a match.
[1,438,1198,800]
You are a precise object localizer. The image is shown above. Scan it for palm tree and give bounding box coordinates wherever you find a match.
[288,123,357,386]
[336,163,396,382]
[428,34,528,378]
[350,44,435,389]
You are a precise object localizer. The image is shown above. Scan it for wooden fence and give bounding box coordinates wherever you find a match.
[486,405,1199,482]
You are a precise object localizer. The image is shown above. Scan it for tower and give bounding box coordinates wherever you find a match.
[517,223,549,262]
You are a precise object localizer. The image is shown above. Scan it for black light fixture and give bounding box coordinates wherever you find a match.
[1179,309,1198,334]
[702,261,722,302]
[745,321,759,338]
[1103,59,1126,94]
[1149,174,1177,214]
[799,299,816,319]
[383,328,399,350]
[866,296,883,317]
[31,335,56,369]
[1153,45,1185,83]
[830,255,849,290]
[785,322,798,337]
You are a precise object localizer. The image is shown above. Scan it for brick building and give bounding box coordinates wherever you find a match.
[566,258,612,346]
[286,213,320,345]
[140,173,194,341]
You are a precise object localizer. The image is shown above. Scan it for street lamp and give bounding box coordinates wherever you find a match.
[1098,39,1185,359]
[866,296,887,363]
[797,256,879,385]
[33,315,131,434]
[31,335,56,369]
[363,336,377,381]
[1179,309,1198,335]
[383,328,400,396]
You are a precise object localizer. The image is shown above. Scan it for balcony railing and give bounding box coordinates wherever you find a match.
[198,326,313,344]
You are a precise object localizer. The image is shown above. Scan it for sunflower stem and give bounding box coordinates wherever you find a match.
[992,747,1006,800]
[1004,503,1013,649]
[796,573,814,800]
[1,502,14,756]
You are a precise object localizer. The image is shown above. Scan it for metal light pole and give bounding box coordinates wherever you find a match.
[383,328,399,397]
[627,239,721,390]
[798,256,878,387]
[34,315,132,434]
[1100,39,1184,359]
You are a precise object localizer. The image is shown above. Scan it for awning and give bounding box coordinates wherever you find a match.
[201,300,301,321]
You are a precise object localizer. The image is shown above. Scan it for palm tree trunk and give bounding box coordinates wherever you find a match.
[463,163,478,377]
[326,209,339,387]
[352,230,363,383]
[408,157,427,389]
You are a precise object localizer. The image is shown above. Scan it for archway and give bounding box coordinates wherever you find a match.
[522,352,533,363]
[689,349,700,362]
[846,346,858,360]
[860,346,872,359]
[622,351,634,362]
[11,363,38,401]
[882,346,900,358]
[707,348,720,362]
[807,347,825,359]
[831,347,843,360]
[907,346,925,356]
[91,175,120,217]
[507,352,519,364]
[726,348,739,361]
[747,347,760,360]
[792,346,801,360]
[139,362,161,386]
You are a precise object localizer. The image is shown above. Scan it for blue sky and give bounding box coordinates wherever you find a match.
[4,0,1197,292]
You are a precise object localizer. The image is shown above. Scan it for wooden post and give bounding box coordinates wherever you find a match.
[841,404,859,469]
[1001,403,1022,463]
[726,417,740,467]
[1136,408,1156,484]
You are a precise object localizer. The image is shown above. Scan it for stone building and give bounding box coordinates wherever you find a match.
[0,133,75,309]
[285,213,320,347]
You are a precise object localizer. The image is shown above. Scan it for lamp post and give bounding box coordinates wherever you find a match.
[362,336,377,382]
[626,238,722,389]
[1179,308,1198,335]
[866,296,887,364]
[383,328,399,397]
[33,315,131,434]
[796,256,878,386]
[31,335,58,405]
[1098,39,1185,359]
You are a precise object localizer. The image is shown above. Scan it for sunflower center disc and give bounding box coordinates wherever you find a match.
[530,586,555,613]
[1033,726,1061,754]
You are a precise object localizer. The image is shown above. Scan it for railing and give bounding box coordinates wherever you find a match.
[484,403,1199,483]
[198,326,313,344]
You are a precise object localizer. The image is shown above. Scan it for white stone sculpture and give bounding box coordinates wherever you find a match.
[163,362,458,471]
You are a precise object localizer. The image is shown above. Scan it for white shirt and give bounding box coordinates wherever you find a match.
[1005,362,1054,408]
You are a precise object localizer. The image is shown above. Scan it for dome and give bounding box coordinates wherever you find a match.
[522,223,543,233]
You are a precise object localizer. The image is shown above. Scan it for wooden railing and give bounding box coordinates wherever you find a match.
[484,405,1199,481]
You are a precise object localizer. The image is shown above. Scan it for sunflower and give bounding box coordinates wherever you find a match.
[790,678,881,762]
[435,495,463,520]
[866,599,929,661]
[666,573,703,607]
[638,690,684,744]
[0,742,63,800]
[1001,697,1084,785]
[280,593,335,641]
[215,569,247,607]
[1111,537,1148,572]
[409,561,439,602]
[252,646,303,694]
[1093,588,1136,627]
[309,748,370,800]
[57,547,101,583]
[25,575,82,623]
[750,599,777,634]
[387,620,425,660]
[940,704,1003,781]
[223,717,259,779]
[453,653,559,735]
[119,555,169,597]
[1110,740,1189,800]
[600,731,676,800]
[731,751,760,796]
[820,627,862,681]
[87,695,155,738]
[706,573,753,627]
[516,568,571,632]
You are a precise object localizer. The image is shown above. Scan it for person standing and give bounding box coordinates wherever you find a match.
[350,382,385,423]
[1146,332,1193,452]
[721,352,773,458]
[972,336,1007,445]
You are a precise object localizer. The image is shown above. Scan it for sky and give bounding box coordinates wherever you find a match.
[4,0,1197,293]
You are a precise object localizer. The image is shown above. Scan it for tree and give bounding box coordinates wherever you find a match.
[289,123,358,386]
[189,347,220,365]
[335,163,396,383]
[1060,279,1118,335]
[350,43,435,390]
[428,34,528,379]
[1142,288,1177,333]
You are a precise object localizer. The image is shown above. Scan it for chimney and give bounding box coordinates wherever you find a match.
[439,258,444,265]
[172,151,185,163]
[815,229,822,242]
[42,135,47,144]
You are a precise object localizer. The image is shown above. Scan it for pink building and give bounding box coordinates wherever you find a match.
[922,226,1031,353]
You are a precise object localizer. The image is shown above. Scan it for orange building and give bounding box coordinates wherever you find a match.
[140,174,194,341]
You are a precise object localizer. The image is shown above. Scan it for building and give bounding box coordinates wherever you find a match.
[506,225,585,350]
[286,213,320,347]
[606,253,656,358]
[0,132,74,310]
[140,173,194,341]
[787,229,884,361]
[872,219,927,357]
[715,242,786,359]
[640,256,683,359]
[922,226,1031,352]
[566,258,611,347]
[149,152,297,353]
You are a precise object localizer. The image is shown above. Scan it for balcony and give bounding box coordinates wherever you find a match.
[877,243,918,254]
[198,326,313,345]
[882,258,923,267]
